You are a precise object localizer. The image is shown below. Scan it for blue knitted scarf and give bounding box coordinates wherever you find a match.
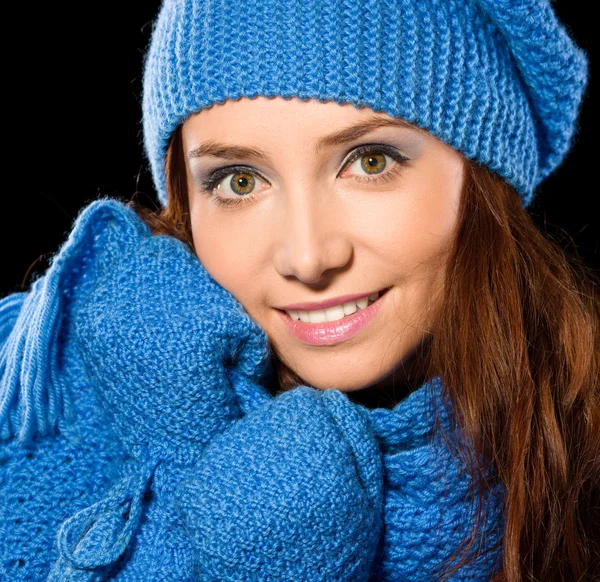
[0,199,505,580]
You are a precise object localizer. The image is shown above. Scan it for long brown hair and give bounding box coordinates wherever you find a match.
[129,123,600,581]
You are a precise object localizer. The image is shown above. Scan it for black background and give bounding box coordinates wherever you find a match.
[2,2,597,298]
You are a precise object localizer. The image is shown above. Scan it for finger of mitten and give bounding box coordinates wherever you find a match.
[177,386,384,582]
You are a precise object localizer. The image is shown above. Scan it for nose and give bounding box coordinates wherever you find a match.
[272,185,353,285]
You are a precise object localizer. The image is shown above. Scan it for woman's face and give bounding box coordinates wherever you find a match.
[182,96,464,393]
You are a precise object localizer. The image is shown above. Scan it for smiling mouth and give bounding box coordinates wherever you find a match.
[280,287,391,324]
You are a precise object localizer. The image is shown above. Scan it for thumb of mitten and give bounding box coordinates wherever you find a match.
[224,315,274,415]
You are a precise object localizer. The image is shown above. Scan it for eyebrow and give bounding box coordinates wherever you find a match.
[186,116,415,162]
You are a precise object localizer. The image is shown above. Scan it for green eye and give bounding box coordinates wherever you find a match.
[227,173,256,196]
[342,145,410,185]
[360,153,387,175]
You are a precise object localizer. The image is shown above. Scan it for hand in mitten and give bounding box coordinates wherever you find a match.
[72,205,271,463]
[177,385,385,582]
[48,200,273,580]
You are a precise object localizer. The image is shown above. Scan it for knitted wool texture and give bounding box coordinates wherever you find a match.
[0,199,505,580]
[142,0,588,208]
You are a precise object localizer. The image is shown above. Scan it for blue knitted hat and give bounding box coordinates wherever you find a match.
[142,0,588,209]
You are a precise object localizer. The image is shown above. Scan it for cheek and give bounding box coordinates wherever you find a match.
[362,178,459,327]
[358,184,459,276]
[189,202,264,308]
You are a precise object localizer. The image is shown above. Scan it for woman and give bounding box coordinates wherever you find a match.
[1,0,598,580]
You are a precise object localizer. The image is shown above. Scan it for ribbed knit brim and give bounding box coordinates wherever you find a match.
[142,0,588,208]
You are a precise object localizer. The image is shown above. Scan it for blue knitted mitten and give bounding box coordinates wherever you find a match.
[45,201,273,580]
[177,384,384,581]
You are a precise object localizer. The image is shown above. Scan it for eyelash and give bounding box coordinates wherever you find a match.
[197,144,410,207]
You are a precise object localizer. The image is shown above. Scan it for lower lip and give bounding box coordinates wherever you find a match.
[277,289,390,346]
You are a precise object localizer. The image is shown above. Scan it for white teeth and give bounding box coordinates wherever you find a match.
[298,311,311,323]
[286,291,382,323]
[308,309,328,324]
[342,301,357,316]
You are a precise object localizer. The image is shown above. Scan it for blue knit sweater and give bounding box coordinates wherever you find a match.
[0,199,505,581]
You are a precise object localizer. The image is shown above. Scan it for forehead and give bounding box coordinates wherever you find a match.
[182,96,435,159]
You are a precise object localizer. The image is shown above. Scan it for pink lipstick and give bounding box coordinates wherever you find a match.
[277,288,390,346]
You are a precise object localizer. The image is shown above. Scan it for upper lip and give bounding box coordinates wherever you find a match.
[277,288,388,311]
